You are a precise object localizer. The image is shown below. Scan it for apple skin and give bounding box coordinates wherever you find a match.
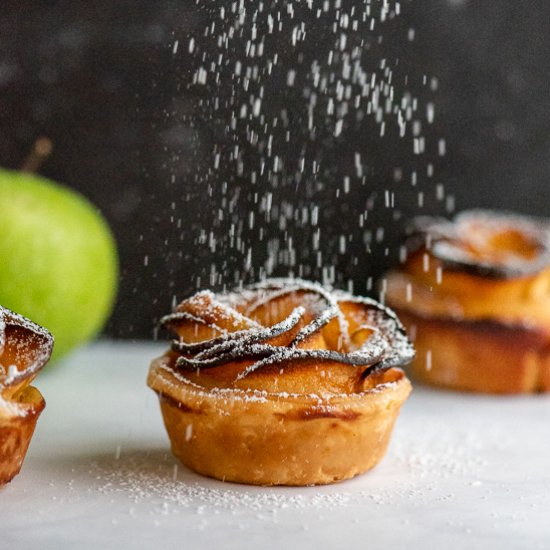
[0,168,118,361]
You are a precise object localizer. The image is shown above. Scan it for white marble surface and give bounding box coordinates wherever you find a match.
[1,341,549,549]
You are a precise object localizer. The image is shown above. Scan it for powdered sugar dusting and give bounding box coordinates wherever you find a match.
[408,210,550,278]
[157,360,396,403]
[163,278,414,386]
[88,397,501,518]
[0,305,53,389]
[93,454,354,514]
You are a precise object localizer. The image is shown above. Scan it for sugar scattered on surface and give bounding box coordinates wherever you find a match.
[92,455,353,515]
[88,412,505,519]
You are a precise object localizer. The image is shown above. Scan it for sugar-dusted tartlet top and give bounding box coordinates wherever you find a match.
[406,210,550,279]
[157,278,414,396]
[386,210,550,327]
[0,305,52,417]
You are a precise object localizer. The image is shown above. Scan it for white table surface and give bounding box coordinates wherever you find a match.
[1,341,549,549]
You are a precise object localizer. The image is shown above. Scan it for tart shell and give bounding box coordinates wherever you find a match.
[396,309,550,394]
[0,385,45,485]
[148,357,411,486]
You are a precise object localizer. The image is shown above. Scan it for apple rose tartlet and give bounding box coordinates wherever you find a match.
[385,209,550,394]
[148,279,414,486]
[1,306,52,485]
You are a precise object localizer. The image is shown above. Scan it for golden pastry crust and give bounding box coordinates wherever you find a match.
[385,210,550,394]
[148,279,414,486]
[0,307,52,485]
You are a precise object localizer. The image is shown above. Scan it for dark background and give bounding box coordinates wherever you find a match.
[1,0,549,338]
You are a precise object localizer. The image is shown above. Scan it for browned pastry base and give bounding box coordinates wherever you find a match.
[0,305,53,486]
[397,310,550,394]
[149,357,411,486]
[0,386,45,485]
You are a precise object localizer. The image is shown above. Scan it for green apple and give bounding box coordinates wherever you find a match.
[0,168,118,361]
